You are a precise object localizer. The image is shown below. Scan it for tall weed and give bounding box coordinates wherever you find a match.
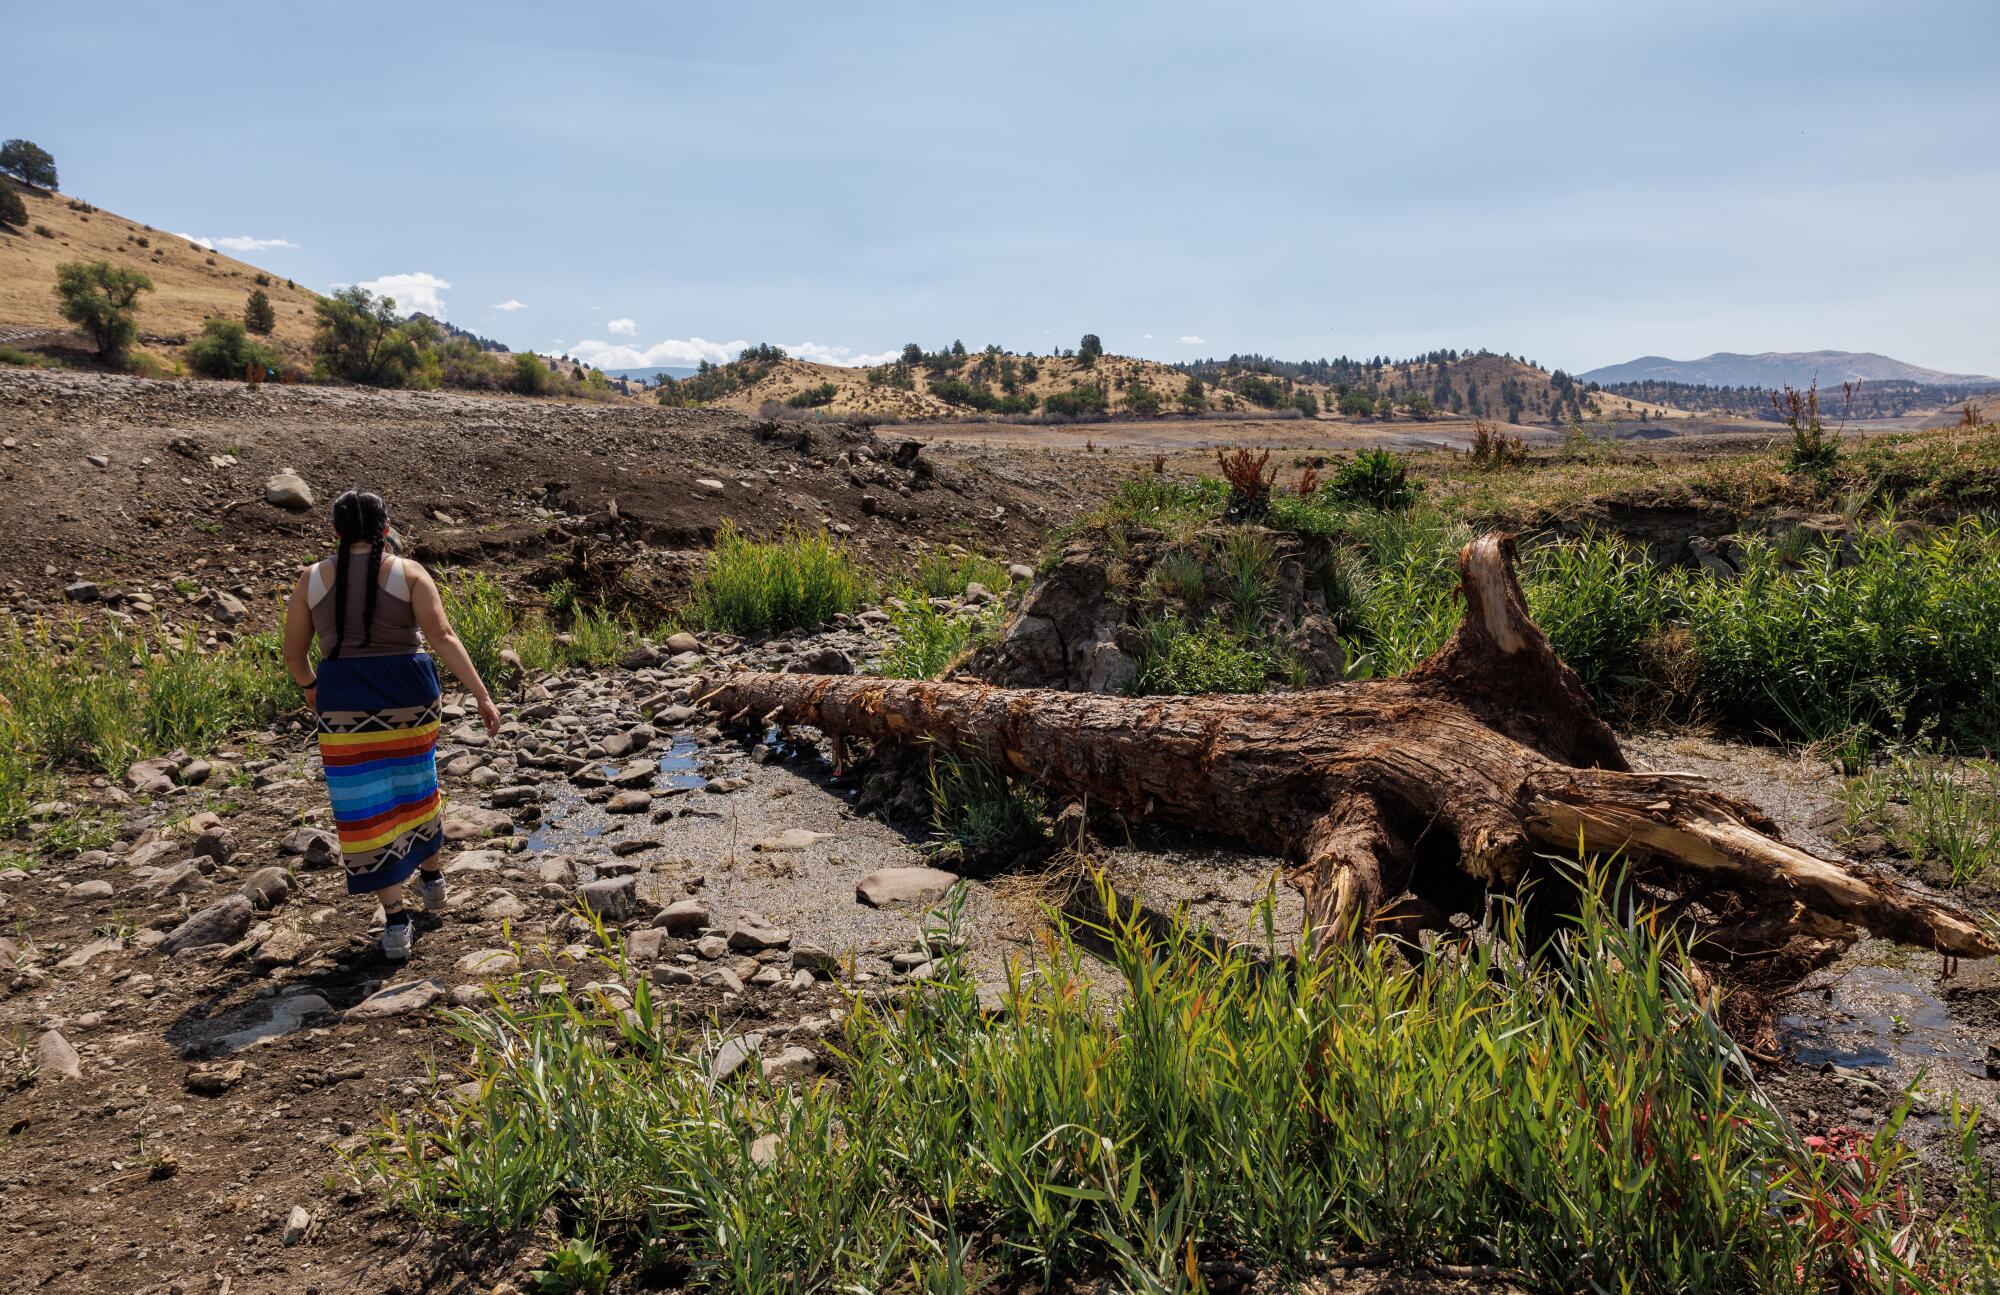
[692,522,871,637]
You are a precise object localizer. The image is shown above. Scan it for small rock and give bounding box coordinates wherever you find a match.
[665,631,701,655]
[728,912,791,951]
[855,867,960,909]
[1008,563,1035,584]
[212,591,248,624]
[64,580,100,603]
[176,759,212,786]
[456,949,520,978]
[265,470,314,511]
[87,452,110,468]
[764,1046,817,1082]
[627,929,666,963]
[185,1059,247,1095]
[711,1033,763,1083]
[578,875,639,919]
[657,898,710,934]
[790,941,841,978]
[161,894,254,955]
[694,934,730,960]
[606,789,652,814]
[70,878,114,901]
[36,1030,81,1080]
[57,935,123,969]
[280,827,338,868]
[480,892,527,922]
[753,828,828,853]
[345,979,445,1021]
[443,806,514,841]
[282,1205,312,1246]
[239,865,295,909]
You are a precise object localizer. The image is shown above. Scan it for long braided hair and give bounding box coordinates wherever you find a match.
[326,490,389,661]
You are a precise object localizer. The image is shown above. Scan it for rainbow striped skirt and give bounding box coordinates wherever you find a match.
[314,653,444,894]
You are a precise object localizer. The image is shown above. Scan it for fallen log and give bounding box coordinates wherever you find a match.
[696,536,1993,962]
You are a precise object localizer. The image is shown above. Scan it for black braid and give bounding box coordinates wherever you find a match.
[362,539,383,648]
[326,488,389,660]
[328,536,352,661]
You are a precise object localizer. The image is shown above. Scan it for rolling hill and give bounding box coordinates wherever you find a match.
[1581,350,1999,389]
[0,180,324,364]
[663,345,1681,425]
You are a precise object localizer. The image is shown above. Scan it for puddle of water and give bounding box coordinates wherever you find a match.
[520,736,706,852]
[1778,963,1976,1076]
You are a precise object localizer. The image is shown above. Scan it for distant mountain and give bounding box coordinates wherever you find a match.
[606,365,698,383]
[1581,351,1998,389]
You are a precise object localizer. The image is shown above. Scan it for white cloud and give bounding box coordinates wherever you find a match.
[1144,333,1155,340]
[174,233,298,253]
[565,336,897,371]
[494,299,527,312]
[356,271,452,317]
[1179,335,1205,345]
[607,318,638,336]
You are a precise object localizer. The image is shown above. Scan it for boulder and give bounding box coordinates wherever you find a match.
[656,897,710,935]
[578,875,639,919]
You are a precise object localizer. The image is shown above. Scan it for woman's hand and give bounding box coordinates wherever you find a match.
[477,694,502,739]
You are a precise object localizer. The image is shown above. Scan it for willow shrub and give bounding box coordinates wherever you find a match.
[1676,517,2000,746]
[360,872,1983,1293]
[690,522,872,637]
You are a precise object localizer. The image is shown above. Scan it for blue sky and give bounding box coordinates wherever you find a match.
[11,0,1999,375]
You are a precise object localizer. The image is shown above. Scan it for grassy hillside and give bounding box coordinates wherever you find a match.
[667,343,1683,426]
[0,180,322,366]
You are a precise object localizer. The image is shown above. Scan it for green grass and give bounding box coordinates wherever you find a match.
[1842,754,2000,887]
[875,595,1002,681]
[0,618,297,844]
[924,750,1046,862]
[359,870,1999,1293]
[912,549,1014,599]
[1132,614,1282,694]
[689,522,872,637]
[438,572,643,682]
[1523,532,1673,707]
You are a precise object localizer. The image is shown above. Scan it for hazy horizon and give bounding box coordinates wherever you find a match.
[11,0,1999,376]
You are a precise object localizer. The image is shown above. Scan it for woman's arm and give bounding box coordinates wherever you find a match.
[405,561,503,737]
[281,568,318,711]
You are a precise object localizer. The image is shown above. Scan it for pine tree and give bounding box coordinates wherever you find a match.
[242,288,276,335]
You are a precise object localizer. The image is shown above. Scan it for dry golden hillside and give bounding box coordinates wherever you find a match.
[677,344,1682,426]
[0,181,322,364]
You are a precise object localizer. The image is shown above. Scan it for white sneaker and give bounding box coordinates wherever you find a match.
[381,919,413,960]
[414,871,449,912]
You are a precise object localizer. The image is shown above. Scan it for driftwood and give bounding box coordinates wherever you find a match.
[696,536,1993,963]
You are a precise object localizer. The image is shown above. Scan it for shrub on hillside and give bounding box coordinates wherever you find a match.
[512,352,551,395]
[242,288,276,335]
[187,317,278,379]
[53,260,153,360]
[1042,384,1109,418]
[0,185,26,230]
[785,381,838,408]
[311,286,434,387]
[1122,382,1163,415]
[0,139,57,189]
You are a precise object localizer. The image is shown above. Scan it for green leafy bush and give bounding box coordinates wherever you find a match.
[187,317,278,379]
[0,185,26,230]
[690,523,871,637]
[1329,449,1416,511]
[785,381,838,408]
[242,288,276,335]
[512,352,552,395]
[53,260,153,360]
[1523,533,1672,706]
[1042,385,1110,418]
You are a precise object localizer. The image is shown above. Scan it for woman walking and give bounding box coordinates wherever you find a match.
[282,489,502,958]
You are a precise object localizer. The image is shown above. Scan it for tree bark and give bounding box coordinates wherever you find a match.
[696,536,1994,961]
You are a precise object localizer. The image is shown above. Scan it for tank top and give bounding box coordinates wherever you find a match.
[307,551,425,658]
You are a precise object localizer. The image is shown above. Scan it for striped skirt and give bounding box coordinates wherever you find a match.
[314,653,444,894]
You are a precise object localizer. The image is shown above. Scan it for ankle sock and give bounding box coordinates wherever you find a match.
[384,908,411,928]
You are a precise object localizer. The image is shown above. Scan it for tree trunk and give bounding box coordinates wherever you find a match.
[695,536,1993,962]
